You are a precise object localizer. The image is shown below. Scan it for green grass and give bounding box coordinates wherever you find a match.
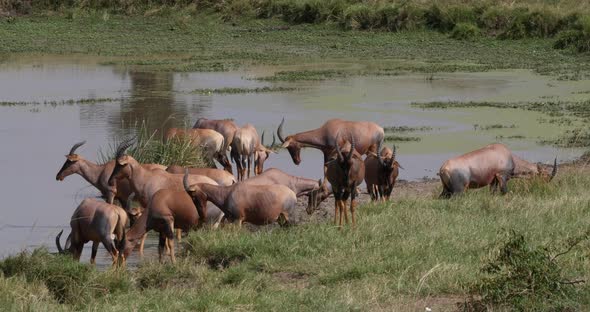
[2,172,590,310]
[0,13,589,79]
[99,120,209,168]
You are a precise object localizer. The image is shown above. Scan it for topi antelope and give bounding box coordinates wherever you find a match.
[277,118,384,166]
[438,143,514,197]
[165,128,231,172]
[322,133,365,228]
[193,118,239,173]
[243,168,330,215]
[364,143,403,201]
[55,195,131,267]
[107,139,225,254]
[166,165,236,186]
[184,170,296,227]
[231,125,276,181]
[55,140,165,214]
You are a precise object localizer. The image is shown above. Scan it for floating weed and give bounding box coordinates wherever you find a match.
[191,86,299,94]
[255,70,349,81]
[384,135,421,142]
[473,123,517,131]
[0,98,119,106]
[383,126,433,133]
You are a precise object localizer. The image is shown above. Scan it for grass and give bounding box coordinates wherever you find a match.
[99,119,209,168]
[2,171,590,310]
[0,12,589,79]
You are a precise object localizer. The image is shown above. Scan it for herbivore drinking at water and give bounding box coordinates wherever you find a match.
[364,143,403,202]
[321,133,365,227]
[277,118,384,165]
[122,175,223,264]
[184,170,296,227]
[55,196,129,267]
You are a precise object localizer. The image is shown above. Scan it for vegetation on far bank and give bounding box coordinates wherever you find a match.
[1,171,590,310]
[1,0,589,53]
[0,2,589,80]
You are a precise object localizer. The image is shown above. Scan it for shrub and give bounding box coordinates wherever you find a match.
[342,3,378,30]
[473,231,585,310]
[449,22,480,40]
[479,6,511,36]
[425,4,477,32]
[554,15,590,52]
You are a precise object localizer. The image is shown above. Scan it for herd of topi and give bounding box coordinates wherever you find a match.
[54,117,557,266]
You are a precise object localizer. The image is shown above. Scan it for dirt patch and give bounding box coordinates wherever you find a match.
[272,271,310,289]
[290,178,441,224]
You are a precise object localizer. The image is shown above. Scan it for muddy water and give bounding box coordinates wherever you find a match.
[0,56,588,268]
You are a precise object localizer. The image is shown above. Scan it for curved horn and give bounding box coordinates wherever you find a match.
[550,157,557,181]
[183,168,191,192]
[277,117,286,143]
[335,132,344,161]
[115,137,135,159]
[392,145,397,160]
[68,141,86,155]
[55,230,65,254]
[272,133,276,147]
[127,192,135,210]
[377,140,384,167]
[347,134,355,162]
[261,130,265,146]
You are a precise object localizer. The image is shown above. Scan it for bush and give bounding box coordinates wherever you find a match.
[554,15,590,52]
[473,231,584,310]
[425,4,477,32]
[342,4,377,30]
[449,22,480,40]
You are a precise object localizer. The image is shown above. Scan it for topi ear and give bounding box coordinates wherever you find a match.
[65,154,80,161]
[394,161,404,170]
[117,155,129,165]
[281,140,290,148]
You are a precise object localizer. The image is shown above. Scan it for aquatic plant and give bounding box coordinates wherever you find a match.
[99,120,208,168]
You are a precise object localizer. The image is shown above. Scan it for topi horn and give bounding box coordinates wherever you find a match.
[68,141,86,155]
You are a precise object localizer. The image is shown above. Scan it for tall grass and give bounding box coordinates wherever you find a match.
[99,119,208,168]
[2,171,588,310]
